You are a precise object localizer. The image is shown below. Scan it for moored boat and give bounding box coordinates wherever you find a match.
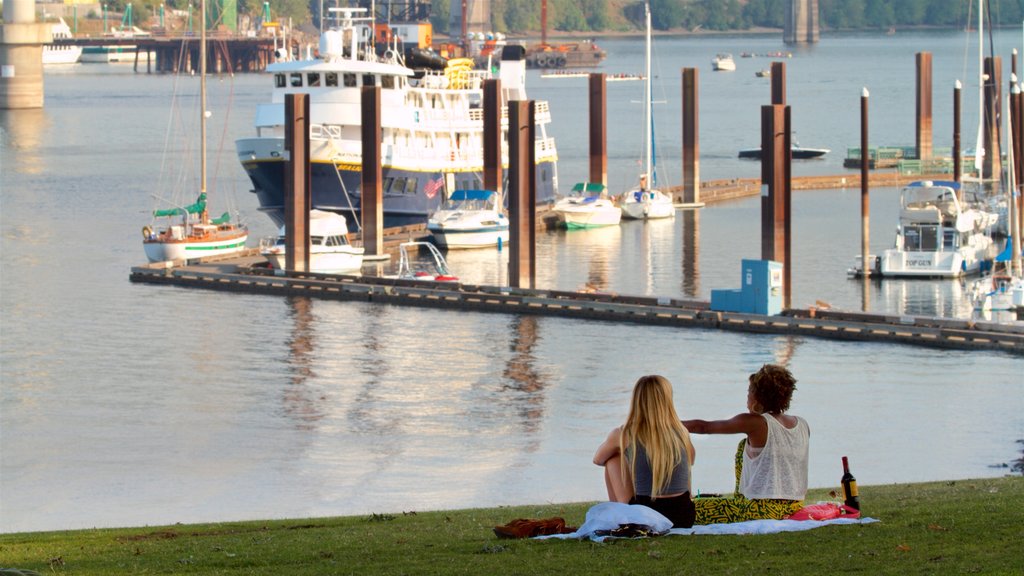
[618,2,675,222]
[848,180,998,278]
[142,0,247,263]
[738,144,829,159]
[427,189,509,249]
[260,209,364,273]
[42,18,82,65]
[235,7,559,230]
[554,182,621,230]
[712,53,736,71]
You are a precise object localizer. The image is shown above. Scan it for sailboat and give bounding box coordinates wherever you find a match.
[142,0,248,263]
[619,2,675,221]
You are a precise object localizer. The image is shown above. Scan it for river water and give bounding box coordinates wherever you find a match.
[1,30,1022,534]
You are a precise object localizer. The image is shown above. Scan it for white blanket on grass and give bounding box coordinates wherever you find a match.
[537,502,878,542]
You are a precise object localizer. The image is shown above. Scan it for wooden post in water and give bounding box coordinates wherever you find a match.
[508,101,536,289]
[916,52,933,160]
[361,86,383,258]
[589,73,607,186]
[860,88,870,289]
[284,93,311,272]
[483,79,503,193]
[954,80,962,184]
[771,61,785,105]
[984,56,1002,181]
[682,67,699,205]
[760,104,791,308]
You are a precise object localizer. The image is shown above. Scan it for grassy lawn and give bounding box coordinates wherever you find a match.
[1,476,1021,575]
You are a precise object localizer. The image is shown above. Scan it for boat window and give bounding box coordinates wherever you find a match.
[943,229,958,250]
[382,75,395,89]
[908,225,939,252]
[311,236,325,246]
[275,73,286,88]
[382,177,394,193]
[405,177,418,195]
[390,177,406,193]
[326,72,338,86]
[344,73,357,87]
[307,72,321,87]
[363,74,376,87]
[290,73,303,87]
[325,236,339,247]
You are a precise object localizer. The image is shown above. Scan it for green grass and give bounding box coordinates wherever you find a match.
[1,477,1021,575]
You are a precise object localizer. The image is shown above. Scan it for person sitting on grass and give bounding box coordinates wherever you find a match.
[593,374,697,528]
[682,363,809,524]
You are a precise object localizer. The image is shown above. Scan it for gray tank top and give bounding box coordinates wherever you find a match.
[631,442,691,497]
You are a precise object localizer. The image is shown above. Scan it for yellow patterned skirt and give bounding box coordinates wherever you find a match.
[693,439,803,524]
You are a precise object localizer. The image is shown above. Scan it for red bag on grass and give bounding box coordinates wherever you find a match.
[788,502,860,521]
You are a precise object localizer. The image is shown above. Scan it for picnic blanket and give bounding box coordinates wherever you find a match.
[537,502,878,542]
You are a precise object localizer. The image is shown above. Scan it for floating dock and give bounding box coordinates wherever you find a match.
[130,255,1024,355]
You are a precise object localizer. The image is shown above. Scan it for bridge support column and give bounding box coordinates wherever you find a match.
[0,0,51,109]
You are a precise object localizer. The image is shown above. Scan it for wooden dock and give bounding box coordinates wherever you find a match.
[129,255,1024,355]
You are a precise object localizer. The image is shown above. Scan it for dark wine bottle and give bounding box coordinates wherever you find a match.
[841,456,860,510]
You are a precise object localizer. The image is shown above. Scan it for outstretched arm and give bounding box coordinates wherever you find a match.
[593,426,622,466]
[682,413,764,437]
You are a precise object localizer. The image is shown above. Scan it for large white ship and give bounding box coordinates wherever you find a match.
[236,7,559,228]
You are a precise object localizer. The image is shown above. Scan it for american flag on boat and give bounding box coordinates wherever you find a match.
[424,176,444,199]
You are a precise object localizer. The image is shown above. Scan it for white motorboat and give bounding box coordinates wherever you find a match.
[43,18,82,65]
[235,7,559,229]
[848,181,997,278]
[618,3,675,222]
[260,209,364,273]
[712,53,736,71]
[553,182,622,229]
[427,189,509,249]
[142,0,248,263]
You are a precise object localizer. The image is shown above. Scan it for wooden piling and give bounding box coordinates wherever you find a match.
[483,79,503,193]
[361,86,384,257]
[916,52,933,160]
[760,104,791,308]
[860,89,870,289]
[771,61,785,105]
[284,93,311,272]
[508,101,536,289]
[682,68,700,205]
[984,56,1002,180]
[589,73,607,186]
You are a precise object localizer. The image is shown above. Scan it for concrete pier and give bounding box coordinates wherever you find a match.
[0,0,50,109]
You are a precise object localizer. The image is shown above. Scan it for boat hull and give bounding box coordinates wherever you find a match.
[554,201,621,229]
[238,138,558,229]
[428,226,510,249]
[143,233,248,263]
[619,190,675,220]
[262,248,364,273]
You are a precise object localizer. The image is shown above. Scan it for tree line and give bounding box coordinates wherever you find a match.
[82,0,1024,35]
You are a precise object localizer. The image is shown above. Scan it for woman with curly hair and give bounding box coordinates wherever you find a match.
[682,364,809,524]
[593,375,697,528]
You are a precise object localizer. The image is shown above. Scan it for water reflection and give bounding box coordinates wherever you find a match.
[282,296,323,430]
[501,316,549,431]
[682,210,701,298]
[559,225,621,291]
[0,108,49,175]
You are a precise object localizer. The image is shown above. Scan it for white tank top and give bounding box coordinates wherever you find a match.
[739,414,809,500]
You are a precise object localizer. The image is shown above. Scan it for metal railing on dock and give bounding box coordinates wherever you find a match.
[129,258,1024,355]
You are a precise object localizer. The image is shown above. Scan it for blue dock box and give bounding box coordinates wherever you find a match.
[710,259,784,315]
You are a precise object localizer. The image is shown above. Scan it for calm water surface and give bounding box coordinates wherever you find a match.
[1,31,1022,533]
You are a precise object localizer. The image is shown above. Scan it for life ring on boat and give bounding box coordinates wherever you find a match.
[555,56,567,68]
[142,225,154,239]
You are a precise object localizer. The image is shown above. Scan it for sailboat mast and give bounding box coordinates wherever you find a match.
[643,1,652,185]
[975,0,984,172]
[200,0,207,198]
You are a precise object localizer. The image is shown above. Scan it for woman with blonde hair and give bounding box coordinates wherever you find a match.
[594,375,697,528]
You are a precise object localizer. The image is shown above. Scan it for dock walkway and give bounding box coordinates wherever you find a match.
[129,257,1024,355]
